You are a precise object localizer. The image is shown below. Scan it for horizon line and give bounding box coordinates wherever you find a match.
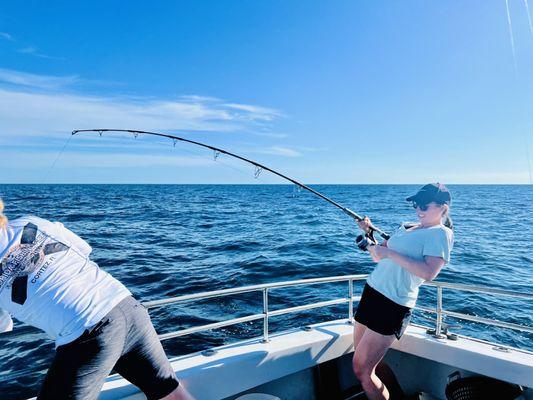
[1,182,531,186]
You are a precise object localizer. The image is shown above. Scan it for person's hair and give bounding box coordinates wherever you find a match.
[442,204,453,230]
[0,199,8,229]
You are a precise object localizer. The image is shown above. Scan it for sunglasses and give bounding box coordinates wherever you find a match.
[412,201,431,211]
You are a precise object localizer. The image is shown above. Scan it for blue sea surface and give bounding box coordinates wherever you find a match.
[0,184,531,399]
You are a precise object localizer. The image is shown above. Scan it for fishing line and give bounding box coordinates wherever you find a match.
[41,134,73,184]
[505,0,518,72]
[503,0,533,184]
[523,0,533,36]
[72,128,391,246]
[523,0,533,183]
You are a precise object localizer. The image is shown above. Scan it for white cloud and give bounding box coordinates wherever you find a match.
[18,46,37,54]
[0,32,13,41]
[0,68,282,138]
[0,89,260,136]
[252,131,288,139]
[0,68,79,89]
[180,95,221,103]
[17,46,61,60]
[224,103,282,121]
[0,68,291,183]
[256,146,302,157]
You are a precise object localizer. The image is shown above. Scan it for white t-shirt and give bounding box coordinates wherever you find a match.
[0,216,131,347]
[366,223,453,308]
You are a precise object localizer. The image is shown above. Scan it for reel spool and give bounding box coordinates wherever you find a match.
[355,230,378,251]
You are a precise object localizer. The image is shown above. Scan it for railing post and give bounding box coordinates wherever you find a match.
[434,286,446,339]
[348,279,354,324]
[262,288,269,343]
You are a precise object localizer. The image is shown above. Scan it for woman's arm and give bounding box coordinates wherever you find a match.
[368,245,445,281]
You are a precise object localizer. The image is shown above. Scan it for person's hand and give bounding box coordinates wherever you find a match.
[357,216,372,233]
[368,244,389,262]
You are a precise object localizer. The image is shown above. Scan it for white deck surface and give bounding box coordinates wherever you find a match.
[91,320,533,400]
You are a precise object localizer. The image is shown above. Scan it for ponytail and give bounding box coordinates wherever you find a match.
[0,199,8,229]
[442,206,453,230]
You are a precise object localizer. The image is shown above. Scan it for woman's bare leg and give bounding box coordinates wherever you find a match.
[353,322,403,398]
[352,329,396,400]
[353,321,367,349]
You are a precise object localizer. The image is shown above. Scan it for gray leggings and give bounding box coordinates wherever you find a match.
[37,296,179,400]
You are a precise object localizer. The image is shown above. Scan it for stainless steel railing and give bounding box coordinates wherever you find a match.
[144,274,367,342]
[142,274,533,344]
[421,280,533,336]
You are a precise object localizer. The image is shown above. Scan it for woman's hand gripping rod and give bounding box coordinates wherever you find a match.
[343,208,390,251]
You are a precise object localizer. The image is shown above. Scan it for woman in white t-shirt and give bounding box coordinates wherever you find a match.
[0,199,195,400]
[352,183,454,400]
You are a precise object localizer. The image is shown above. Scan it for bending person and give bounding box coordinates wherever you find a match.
[352,183,454,400]
[0,199,195,400]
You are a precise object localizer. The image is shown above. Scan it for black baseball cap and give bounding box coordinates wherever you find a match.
[406,183,451,205]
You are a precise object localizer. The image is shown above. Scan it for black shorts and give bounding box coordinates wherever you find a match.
[354,283,412,340]
[37,296,179,400]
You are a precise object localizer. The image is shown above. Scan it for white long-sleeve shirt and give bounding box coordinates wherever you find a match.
[0,216,131,347]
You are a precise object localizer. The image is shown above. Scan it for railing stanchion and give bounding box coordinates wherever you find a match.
[348,279,354,324]
[434,286,446,339]
[262,288,269,343]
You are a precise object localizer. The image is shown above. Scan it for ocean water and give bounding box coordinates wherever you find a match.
[0,184,531,399]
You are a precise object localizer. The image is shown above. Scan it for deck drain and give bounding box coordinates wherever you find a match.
[301,326,313,332]
[492,345,510,353]
[201,349,218,357]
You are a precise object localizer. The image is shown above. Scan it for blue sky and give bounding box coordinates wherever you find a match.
[1,1,532,184]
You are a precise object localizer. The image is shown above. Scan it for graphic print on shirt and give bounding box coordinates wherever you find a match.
[0,223,69,305]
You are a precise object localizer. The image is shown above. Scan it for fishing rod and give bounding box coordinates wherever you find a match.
[71,128,390,248]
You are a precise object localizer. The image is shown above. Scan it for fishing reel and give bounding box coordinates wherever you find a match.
[355,230,378,251]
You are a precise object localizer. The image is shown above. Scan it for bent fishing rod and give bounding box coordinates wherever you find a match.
[71,128,390,249]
